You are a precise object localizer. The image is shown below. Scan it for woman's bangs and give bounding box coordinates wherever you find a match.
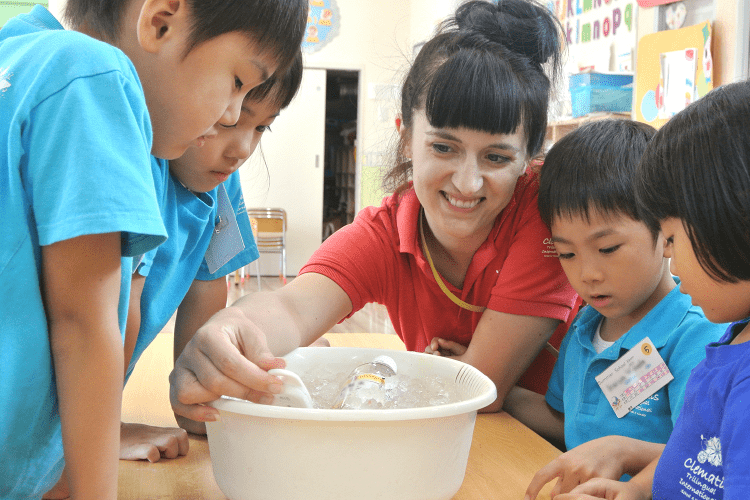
[424,50,523,136]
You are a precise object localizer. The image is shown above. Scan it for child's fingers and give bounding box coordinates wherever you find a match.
[120,443,161,463]
[524,460,562,500]
[155,428,189,459]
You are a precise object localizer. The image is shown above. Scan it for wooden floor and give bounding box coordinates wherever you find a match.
[159,273,396,336]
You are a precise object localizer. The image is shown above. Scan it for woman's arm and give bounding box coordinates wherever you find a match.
[436,309,560,413]
[170,272,352,422]
[43,233,123,500]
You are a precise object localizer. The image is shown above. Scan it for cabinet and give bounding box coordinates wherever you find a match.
[545,112,631,147]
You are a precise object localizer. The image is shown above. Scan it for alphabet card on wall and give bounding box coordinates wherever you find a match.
[635,21,713,128]
[552,0,638,73]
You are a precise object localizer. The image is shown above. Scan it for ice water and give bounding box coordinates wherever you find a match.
[302,362,461,410]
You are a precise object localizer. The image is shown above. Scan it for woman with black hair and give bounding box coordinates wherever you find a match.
[170,0,580,420]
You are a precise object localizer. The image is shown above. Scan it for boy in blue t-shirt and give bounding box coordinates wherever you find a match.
[0,1,306,498]
[502,120,727,500]
[119,54,304,460]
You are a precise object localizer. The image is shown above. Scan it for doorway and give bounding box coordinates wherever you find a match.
[323,70,359,241]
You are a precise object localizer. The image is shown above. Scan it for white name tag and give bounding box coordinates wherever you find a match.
[205,184,245,274]
[595,337,674,418]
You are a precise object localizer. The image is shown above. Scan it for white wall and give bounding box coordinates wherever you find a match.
[301,0,414,209]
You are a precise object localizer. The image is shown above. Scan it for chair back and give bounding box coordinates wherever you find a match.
[247,208,286,250]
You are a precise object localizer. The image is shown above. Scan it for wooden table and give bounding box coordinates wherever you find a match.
[120,333,561,499]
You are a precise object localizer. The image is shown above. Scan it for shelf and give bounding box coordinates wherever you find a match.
[545,112,632,145]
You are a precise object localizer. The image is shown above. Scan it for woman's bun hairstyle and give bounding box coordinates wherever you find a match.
[450,0,561,70]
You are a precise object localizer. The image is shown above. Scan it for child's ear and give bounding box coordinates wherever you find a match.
[136,0,186,54]
[661,233,673,259]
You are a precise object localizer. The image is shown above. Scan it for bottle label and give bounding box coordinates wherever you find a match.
[354,373,385,385]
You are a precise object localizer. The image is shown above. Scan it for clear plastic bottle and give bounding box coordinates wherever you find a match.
[332,355,398,409]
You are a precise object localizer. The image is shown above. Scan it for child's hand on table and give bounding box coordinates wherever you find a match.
[524,436,628,499]
[552,477,651,500]
[120,422,189,462]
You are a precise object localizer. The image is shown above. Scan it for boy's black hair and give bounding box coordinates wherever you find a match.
[636,80,750,283]
[538,119,659,240]
[384,0,563,193]
[245,50,303,110]
[64,0,307,72]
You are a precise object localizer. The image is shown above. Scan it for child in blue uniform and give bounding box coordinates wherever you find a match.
[120,53,304,459]
[502,120,727,500]
[0,1,306,499]
[553,82,750,500]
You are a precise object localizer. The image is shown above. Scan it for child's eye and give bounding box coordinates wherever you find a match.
[235,77,244,90]
[557,252,574,260]
[220,123,237,129]
[256,125,272,133]
[432,143,452,154]
[600,245,621,255]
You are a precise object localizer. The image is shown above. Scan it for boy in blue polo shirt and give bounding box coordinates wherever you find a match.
[119,56,304,460]
[502,120,728,500]
[0,1,306,498]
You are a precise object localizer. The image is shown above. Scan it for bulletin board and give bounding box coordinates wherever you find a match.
[0,1,47,28]
[302,0,340,54]
[635,21,713,127]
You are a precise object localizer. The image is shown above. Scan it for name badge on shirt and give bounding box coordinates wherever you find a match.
[205,184,245,274]
[595,337,674,418]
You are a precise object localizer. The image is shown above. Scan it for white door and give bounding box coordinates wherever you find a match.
[240,68,327,276]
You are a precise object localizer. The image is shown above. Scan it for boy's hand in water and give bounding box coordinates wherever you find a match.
[120,423,188,462]
[169,306,286,422]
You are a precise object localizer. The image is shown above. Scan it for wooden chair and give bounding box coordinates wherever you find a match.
[246,208,287,284]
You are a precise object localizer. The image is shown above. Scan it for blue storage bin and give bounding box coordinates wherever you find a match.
[569,72,633,118]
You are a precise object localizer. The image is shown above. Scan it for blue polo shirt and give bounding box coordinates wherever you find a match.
[546,278,728,452]
[0,6,166,498]
[127,167,258,381]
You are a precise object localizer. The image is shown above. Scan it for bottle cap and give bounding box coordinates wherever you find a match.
[372,355,397,374]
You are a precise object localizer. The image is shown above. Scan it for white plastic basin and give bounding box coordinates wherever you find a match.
[206,347,497,500]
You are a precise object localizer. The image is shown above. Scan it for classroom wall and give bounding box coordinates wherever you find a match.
[302,1,413,210]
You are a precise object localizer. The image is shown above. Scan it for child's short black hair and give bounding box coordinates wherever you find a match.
[636,81,750,283]
[245,50,303,111]
[64,0,307,73]
[538,119,658,239]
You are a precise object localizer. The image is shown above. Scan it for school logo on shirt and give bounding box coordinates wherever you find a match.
[697,435,722,467]
[679,435,724,499]
[542,237,558,258]
[0,67,11,94]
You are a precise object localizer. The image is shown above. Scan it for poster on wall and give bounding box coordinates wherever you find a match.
[635,21,713,127]
[302,0,340,54]
[552,0,637,71]
[1,1,48,28]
